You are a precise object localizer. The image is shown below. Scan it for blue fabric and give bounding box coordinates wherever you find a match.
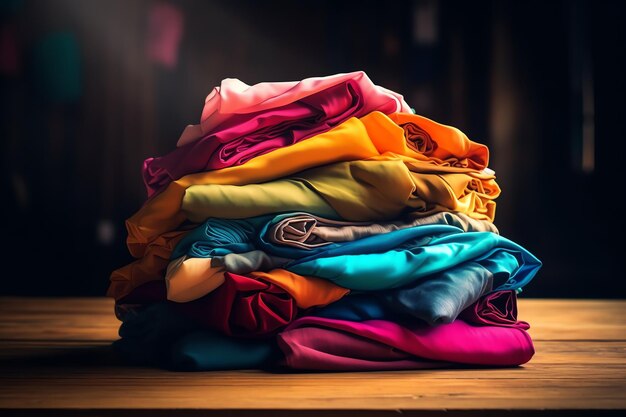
[311,295,396,322]
[172,216,270,259]
[288,231,541,291]
[173,214,459,260]
[311,251,520,324]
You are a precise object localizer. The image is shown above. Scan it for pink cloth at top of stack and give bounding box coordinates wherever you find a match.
[142,71,411,197]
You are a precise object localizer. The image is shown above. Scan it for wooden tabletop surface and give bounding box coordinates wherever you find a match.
[0,297,625,416]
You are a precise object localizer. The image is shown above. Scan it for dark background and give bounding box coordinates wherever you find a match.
[2,0,625,298]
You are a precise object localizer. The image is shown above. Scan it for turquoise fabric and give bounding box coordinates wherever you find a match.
[172,215,540,293]
[311,251,519,324]
[288,230,541,292]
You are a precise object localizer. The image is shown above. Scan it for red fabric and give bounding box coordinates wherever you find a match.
[460,290,530,330]
[178,272,297,337]
[115,272,297,337]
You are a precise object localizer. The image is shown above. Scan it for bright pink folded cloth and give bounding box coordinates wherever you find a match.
[277,326,451,371]
[278,317,535,370]
[177,71,411,146]
[142,72,411,197]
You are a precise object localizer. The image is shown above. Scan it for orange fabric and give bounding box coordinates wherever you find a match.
[107,230,186,300]
[387,112,489,170]
[249,269,349,309]
[162,256,348,308]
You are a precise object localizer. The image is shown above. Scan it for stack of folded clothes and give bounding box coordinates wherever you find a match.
[109,71,541,371]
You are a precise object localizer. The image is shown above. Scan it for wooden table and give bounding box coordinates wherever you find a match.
[0,297,625,416]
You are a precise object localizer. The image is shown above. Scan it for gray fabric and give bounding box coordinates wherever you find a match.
[213,250,292,274]
[269,211,498,250]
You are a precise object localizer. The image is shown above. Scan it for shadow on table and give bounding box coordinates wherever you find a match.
[0,342,129,370]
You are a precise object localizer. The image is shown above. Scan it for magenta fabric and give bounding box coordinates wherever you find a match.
[177,71,411,146]
[278,326,450,371]
[278,317,535,370]
[460,290,530,330]
[142,72,411,197]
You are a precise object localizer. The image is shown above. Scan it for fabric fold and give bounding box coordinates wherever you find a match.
[268,211,498,250]
[278,316,535,370]
[178,71,411,147]
[181,158,499,224]
[287,228,541,292]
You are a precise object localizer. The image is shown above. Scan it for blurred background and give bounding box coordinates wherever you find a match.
[1,0,624,297]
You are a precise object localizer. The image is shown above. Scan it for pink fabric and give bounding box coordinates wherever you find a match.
[278,317,535,370]
[278,326,449,371]
[142,72,411,197]
[178,71,411,146]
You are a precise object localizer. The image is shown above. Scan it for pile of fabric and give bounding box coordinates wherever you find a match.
[110,71,541,371]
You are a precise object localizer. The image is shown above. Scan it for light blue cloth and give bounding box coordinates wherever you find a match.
[288,230,541,292]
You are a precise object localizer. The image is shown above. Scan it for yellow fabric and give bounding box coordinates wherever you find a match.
[183,157,499,224]
[165,256,226,303]
[402,159,499,221]
[183,180,339,221]
[182,159,420,223]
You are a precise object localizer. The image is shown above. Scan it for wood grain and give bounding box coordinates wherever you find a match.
[0,297,625,416]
